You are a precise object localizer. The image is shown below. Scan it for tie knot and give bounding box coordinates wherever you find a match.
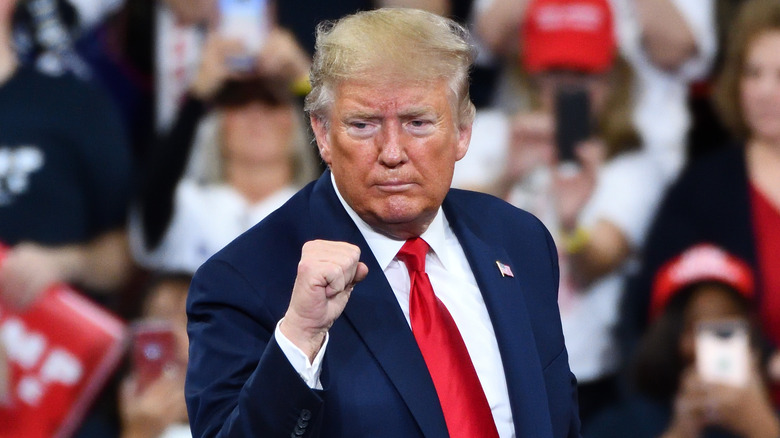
[397,237,429,273]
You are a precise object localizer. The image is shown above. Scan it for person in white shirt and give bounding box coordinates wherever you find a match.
[465,0,716,189]
[489,0,666,428]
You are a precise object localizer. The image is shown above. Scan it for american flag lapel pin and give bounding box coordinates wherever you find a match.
[496,261,514,278]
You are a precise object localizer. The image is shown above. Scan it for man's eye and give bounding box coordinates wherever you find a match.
[407,119,434,134]
[346,121,377,137]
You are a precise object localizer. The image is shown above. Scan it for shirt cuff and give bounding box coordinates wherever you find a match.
[274,319,327,390]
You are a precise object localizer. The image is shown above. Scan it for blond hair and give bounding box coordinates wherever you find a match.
[597,56,641,159]
[304,8,476,128]
[715,0,780,140]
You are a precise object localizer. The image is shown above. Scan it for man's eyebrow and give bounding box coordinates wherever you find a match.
[342,110,382,120]
[398,107,436,118]
[341,106,436,120]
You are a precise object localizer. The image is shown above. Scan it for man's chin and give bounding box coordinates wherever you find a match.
[364,208,437,240]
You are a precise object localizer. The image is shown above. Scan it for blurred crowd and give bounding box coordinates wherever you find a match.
[0,0,778,437]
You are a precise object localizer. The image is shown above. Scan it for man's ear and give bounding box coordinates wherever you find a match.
[455,121,472,162]
[310,115,332,165]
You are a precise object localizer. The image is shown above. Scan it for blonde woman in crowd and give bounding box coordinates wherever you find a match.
[130,28,316,274]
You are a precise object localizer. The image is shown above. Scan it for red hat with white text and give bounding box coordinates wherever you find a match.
[649,244,755,322]
[521,0,616,73]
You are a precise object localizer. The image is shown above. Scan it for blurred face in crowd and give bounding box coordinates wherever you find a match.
[312,77,471,239]
[740,31,780,146]
[221,101,296,166]
[164,0,215,25]
[678,284,746,364]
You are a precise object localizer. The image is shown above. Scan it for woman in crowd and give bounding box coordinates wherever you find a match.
[475,0,717,183]
[493,0,666,427]
[621,0,780,398]
[130,28,316,274]
[590,244,780,438]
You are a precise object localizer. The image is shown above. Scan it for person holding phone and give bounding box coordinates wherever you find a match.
[492,0,666,428]
[119,272,192,438]
[588,244,780,438]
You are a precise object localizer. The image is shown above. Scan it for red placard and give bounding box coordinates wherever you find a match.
[0,245,128,438]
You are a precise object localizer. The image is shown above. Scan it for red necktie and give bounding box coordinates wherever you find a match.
[397,238,500,438]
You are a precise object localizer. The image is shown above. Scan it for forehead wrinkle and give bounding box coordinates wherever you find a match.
[339,94,437,118]
[398,106,437,118]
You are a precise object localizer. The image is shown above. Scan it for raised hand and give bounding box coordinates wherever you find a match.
[280,240,369,361]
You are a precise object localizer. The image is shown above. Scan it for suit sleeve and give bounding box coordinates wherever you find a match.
[185,258,325,437]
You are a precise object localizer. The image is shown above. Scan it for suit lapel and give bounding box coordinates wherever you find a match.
[309,173,449,437]
[444,199,554,438]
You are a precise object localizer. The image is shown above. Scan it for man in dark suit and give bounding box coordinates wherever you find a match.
[185,8,580,438]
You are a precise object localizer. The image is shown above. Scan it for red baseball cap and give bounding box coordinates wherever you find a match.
[649,244,755,322]
[521,0,616,73]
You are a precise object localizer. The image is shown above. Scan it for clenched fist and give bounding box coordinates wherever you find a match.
[280,240,369,360]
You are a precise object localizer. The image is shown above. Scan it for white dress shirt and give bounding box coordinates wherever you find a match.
[275,176,516,437]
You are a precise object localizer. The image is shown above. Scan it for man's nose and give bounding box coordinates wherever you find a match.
[377,126,408,167]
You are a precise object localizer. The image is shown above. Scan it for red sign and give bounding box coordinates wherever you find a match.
[0,247,128,438]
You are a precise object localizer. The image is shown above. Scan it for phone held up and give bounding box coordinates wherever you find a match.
[554,87,591,169]
[219,0,271,72]
[131,320,179,394]
[695,319,750,387]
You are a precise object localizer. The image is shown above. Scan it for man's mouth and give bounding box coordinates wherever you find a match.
[375,181,414,192]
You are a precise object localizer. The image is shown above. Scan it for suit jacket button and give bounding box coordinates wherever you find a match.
[300,409,312,421]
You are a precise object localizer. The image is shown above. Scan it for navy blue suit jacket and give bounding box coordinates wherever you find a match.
[185,171,581,437]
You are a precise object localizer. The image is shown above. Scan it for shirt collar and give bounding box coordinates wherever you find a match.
[330,173,453,271]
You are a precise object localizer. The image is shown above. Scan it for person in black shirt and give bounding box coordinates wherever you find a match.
[0,0,132,311]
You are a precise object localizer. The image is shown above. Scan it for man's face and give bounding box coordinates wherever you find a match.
[312,77,471,239]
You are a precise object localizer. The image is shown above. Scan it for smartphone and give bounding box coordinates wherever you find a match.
[131,320,178,393]
[554,88,591,165]
[695,319,750,387]
[218,0,271,71]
